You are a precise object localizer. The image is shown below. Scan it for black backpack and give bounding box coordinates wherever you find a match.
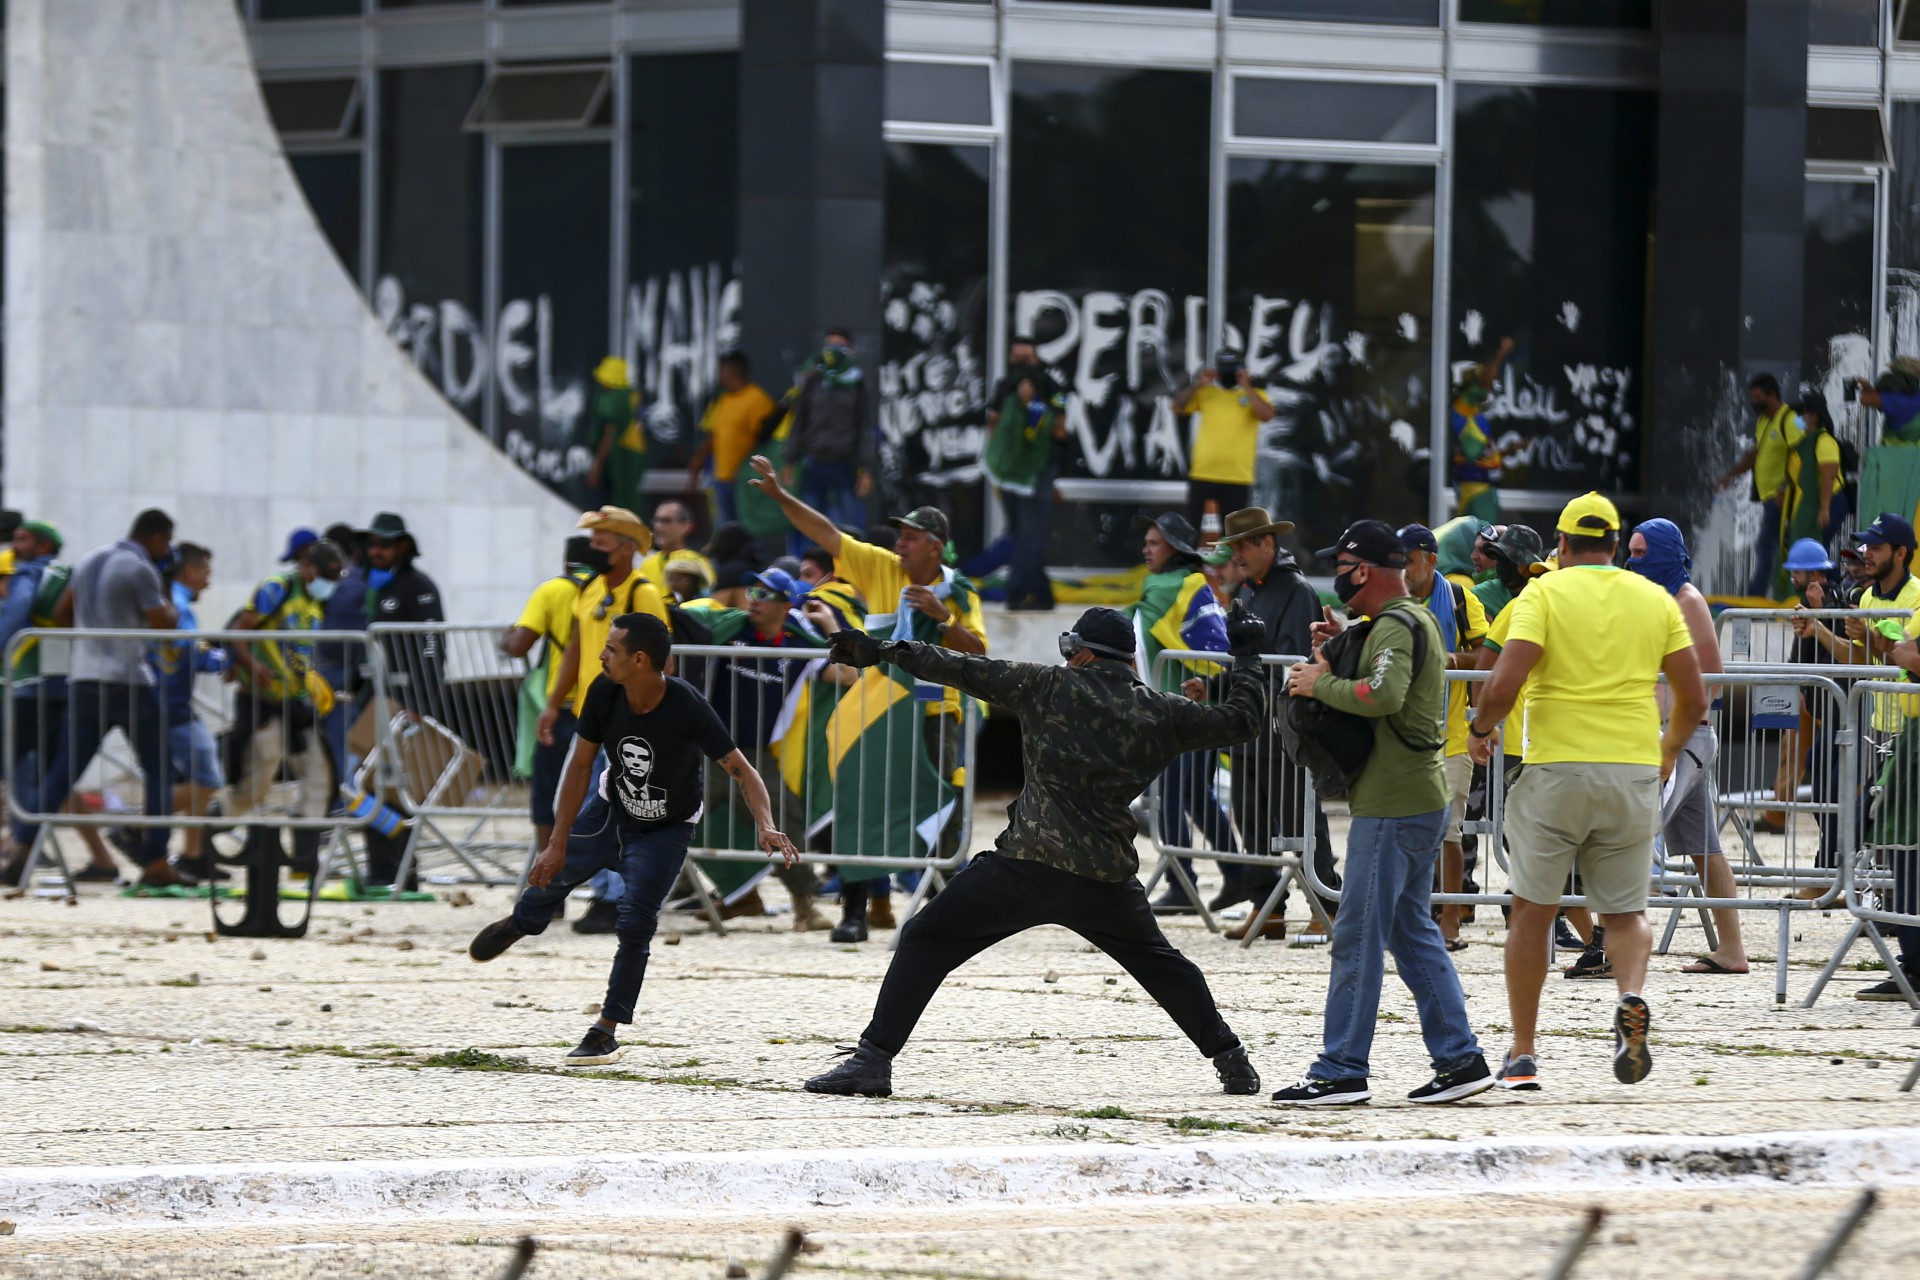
[1277,610,1440,800]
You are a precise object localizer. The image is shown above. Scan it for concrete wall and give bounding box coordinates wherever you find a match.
[3,0,579,624]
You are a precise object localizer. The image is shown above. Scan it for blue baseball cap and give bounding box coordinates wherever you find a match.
[747,567,804,603]
[1397,523,1439,555]
[1783,538,1834,573]
[1850,513,1917,552]
[280,528,318,562]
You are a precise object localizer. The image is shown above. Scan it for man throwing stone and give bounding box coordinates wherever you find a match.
[468,613,798,1066]
[803,605,1272,1098]
[1468,494,1706,1090]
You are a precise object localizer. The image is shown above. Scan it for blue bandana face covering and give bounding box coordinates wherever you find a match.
[368,568,396,592]
[1626,518,1691,595]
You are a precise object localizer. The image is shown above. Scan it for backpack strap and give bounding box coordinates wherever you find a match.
[1446,580,1470,650]
[1371,610,1445,754]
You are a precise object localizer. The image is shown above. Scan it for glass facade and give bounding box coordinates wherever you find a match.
[1229,160,1434,560]
[1449,84,1655,496]
[880,142,993,554]
[246,3,1917,570]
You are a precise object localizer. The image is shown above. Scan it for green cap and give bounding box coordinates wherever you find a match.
[20,519,62,552]
[1201,544,1233,566]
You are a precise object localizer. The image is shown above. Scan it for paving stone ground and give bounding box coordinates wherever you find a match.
[1,798,1916,1275]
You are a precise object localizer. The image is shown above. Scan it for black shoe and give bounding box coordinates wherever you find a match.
[804,1039,893,1096]
[1554,917,1587,952]
[1205,886,1251,913]
[1213,1044,1261,1096]
[571,899,618,934]
[1408,1054,1494,1104]
[469,918,525,963]
[830,889,869,943]
[1612,995,1653,1084]
[829,917,870,943]
[1151,885,1198,915]
[1271,1075,1369,1107]
[173,857,229,883]
[1854,976,1920,1002]
[71,864,120,883]
[566,1026,623,1066]
[1563,946,1612,980]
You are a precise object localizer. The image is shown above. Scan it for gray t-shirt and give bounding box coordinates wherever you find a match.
[69,541,167,685]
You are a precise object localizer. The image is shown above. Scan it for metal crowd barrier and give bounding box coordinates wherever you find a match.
[360,621,534,891]
[670,641,979,938]
[1142,651,1333,949]
[2,627,389,936]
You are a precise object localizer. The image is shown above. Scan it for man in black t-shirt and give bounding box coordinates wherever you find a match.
[469,613,798,1066]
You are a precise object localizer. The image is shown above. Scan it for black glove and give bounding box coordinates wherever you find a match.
[1226,602,1266,661]
[829,629,885,669]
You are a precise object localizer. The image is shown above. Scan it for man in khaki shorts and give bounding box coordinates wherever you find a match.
[1468,493,1706,1091]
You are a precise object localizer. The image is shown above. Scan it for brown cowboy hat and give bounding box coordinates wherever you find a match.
[1214,506,1296,545]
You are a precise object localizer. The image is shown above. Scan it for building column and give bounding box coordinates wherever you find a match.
[1646,0,1808,558]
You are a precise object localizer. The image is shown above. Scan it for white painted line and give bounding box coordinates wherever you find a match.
[4,1127,1917,1234]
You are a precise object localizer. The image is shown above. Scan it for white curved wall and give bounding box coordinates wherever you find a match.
[3,0,579,623]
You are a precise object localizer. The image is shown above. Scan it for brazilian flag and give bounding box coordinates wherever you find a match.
[824,664,956,886]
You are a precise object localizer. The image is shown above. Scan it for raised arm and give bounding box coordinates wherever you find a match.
[746,454,843,555]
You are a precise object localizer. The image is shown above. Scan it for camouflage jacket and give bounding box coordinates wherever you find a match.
[882,642,1268,881]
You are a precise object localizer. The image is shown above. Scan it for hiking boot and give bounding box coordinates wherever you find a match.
[1408,1054,1494,1104]
[566,1026,623,1066]
[719,888,767,921]
[571,899,619,934]
[1213,1043,1261,1096]
[804,1040,893,1096]
[1612,995,1653,1084]
[1495,1051,1540,1091]
[1226,914,1286,942]
[1563,946,1612,980]
[1270,1076,1370,1107]
[868,891,897,930]
[469,918,524,963]
[1854,976,1920,1002]
[831,886,869,943]
[790,892,834,932]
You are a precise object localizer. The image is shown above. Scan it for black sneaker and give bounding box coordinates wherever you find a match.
[1270,1076,1370,1107]
[566,1026,623,1066]
[1563,946,1612,980]
[468,918,525,963]
[1854,976,1920,1002]
[1554,917,1587,952]
[1150,886,1198,915]
[571,899,619,934]
[1612,995,1653,1084]
[803,1040,893,1096]
[1408,1054,1494,1104]
[1213,1044,1261,1096]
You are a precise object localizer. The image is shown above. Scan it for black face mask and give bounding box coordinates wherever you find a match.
[577,546,613,578]
[1333,565,1364,606]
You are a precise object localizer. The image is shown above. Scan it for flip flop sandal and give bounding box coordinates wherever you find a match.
[1445,938,1469,953]
[1681,956,1747,975]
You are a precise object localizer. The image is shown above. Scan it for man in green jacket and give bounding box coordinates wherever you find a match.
[1270,520,1490,1108]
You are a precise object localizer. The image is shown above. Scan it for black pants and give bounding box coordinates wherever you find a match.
[860,852,1239,1058]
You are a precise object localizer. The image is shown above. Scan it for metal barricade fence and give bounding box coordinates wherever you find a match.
[671,641,979,935]
[1143,650,1333,948]
[1799,678,1920,1010]
[2,627,390,936]
[360,621,534,891]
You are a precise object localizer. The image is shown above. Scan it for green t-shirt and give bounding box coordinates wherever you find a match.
[1308,596,1450,818]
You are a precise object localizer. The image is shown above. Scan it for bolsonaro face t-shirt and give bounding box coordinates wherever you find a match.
[576,675,736,831]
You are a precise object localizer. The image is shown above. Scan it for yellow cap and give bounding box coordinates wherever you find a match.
[1556,491,1621,537]
[593,356,631,390]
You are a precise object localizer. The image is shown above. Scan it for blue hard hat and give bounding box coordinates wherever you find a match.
[1783,538,1834,573]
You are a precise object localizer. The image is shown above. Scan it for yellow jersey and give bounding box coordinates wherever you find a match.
[834,535,988,719]
[1186,383,1271,486]
[567,570,671,716]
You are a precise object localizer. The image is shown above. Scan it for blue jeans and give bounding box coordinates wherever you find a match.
[713,476,741,525]
[1002,465,1057,605]
[792,461,865,555]
[1312,808,1480,1082]
[510,784,694,1023]
[1747,498,1783,598]
[16,681,170,863]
